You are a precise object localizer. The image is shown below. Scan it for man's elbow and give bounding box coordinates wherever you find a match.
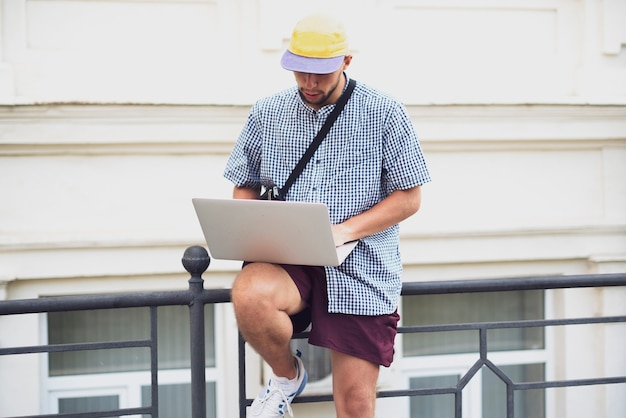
[233,186,259,199]
[405,186,422,216]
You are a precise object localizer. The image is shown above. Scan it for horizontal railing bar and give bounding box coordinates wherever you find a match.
[401,273,626,295]
[291,394,333,404]
[197,288,232,304]
[285,375,626,406]
[0,339,152,356]
[0,291,193,315]
[0,288,230,316]
[377,386,458,398]
[2,274,624,317]
[5,406,152,418]
[256,386,461,406]
[398,315,626,333]
[515,376,626,390]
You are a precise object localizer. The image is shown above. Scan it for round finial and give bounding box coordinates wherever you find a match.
[182,246,210,276]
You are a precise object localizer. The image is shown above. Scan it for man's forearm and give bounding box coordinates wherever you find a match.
[332,186,422,246]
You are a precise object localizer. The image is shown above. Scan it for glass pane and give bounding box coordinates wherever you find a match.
[405,330,479,356]
[159,306,188,369]
[49,307,149,344]
[290,340,331,382]
[409,375,458,418]
[487,327,544,352]
[59,395,119,417]
[49,305,216,376]
[156,305,216,369]
[141,382,216,418]
[403,290,544,356]
[50,347,150,375]
[482,363,545,418]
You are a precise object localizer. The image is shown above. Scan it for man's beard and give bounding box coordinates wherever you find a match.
[298,77,341,108]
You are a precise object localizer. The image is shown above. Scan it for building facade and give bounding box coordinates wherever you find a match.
[1,0,625,417]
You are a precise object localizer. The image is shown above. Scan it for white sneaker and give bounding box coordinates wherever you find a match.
[250,351,308,417]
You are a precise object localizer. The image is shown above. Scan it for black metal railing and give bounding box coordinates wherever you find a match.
[0,245,625,418]
[265,272,626,418]
[0,246,228,418]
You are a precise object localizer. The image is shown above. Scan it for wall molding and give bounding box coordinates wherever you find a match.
[1,103,625,156]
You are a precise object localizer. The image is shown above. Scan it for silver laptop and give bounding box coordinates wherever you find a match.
[192,198,358,267]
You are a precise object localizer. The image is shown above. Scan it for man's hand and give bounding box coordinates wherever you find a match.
[331,223,353,247]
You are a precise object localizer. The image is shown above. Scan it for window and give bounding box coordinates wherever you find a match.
[482,363,545,418]
[46,305,217,418]
[140,382,216,418]
[401,290,546,418]
[410,374,459,417]
[403,290,544,356]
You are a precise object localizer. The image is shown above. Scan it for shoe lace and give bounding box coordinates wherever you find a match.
[251,384,295,417]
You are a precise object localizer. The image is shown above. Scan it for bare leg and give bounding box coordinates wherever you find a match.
[331,350,380,418]
[231,262,307,378]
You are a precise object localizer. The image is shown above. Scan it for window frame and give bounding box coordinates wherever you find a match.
[388,289,554,418]
[40,302,224,417]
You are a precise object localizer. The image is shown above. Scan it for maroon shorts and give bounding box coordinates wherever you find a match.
[281,264,400,367]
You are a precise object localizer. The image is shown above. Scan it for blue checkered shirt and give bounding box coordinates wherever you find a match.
[224,75,431,315]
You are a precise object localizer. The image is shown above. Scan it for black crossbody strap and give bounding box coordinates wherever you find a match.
[280,78,356,198]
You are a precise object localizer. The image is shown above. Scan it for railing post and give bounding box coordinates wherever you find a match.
[239,332,247,418]
[183,245,211,418]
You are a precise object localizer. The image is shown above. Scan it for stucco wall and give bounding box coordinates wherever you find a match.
[0,0,625,417]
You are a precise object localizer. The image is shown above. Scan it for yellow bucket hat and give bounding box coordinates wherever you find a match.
[281,14,349,74]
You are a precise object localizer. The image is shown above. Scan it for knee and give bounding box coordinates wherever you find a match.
[336,385,376,418]
[231,272,261,312]
[231,263,280,311]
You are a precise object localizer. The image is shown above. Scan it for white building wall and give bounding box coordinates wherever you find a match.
[0,0,625,417]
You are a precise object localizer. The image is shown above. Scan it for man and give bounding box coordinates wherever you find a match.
[224,13,430,418]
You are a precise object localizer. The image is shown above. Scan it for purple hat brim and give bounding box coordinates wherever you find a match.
[281,50,344,74]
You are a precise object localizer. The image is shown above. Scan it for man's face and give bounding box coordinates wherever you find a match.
[293,56,352,109]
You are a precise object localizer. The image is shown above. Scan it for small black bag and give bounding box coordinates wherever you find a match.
[259,185,283,201]
[258,79,356,201]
